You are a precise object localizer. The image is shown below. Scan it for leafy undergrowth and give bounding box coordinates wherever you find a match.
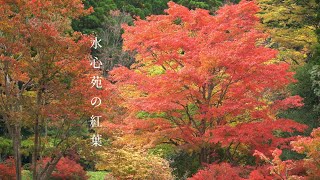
[87,171,109,180]
[22,170,108,180]
[22,170,31,180]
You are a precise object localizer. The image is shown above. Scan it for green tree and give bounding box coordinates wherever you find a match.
[176,0,241,13]
[281,0,320,128]
[72,0,234,35]
[114,0,169,19]
[72,0,117,34]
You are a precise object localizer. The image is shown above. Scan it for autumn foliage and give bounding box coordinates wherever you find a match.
[110,0,306,164]
[190,139,319,180]
[251,127,320,180]
[188,162,242,180]
[0,0,113,179]
[38,157,88,180]
[0,0,318,179]
[96,145,174,180]
[291,127,320,178]
[0,158,16,180]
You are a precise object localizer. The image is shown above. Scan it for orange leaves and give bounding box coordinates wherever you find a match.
[188,163,242,180]
[290,128,320,177]
[26,0,92,20]
[111,0,306,163]
[165,1,193,22]
[0,0,106,124]
[249,158,291,180]
[216,0,259,29]
[206,119,307,156]
[250,128,320,179]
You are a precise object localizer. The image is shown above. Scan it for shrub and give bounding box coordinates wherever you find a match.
[96,146,174,180]
[0,157,16,180]
[188,163,242,180]
[291,127,320,178]
[40,157,88,180]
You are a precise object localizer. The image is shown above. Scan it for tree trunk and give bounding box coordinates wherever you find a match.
[200,147,210,164]
[12,125,22,180]
[32,116,40,180]
[5,118,22,180]
[38,155,62,180]
[3,68,22,179]
[32,90,42,180]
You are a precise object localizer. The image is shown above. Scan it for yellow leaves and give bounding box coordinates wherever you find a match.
[188,30,197,37]
[22,91,36,98]
[118,84,142,99]
[268,26,316,65]
[227,111,252,126]
[0,20,14,33]
[257,0,318,66]
[289,128,320,177]
[259,6,289,24]
[291,128,320,157]
[271,27,316,48]
[96,145,174,180]
[112,134,157,149]
[146,65,165,76]
[95,132,174,179]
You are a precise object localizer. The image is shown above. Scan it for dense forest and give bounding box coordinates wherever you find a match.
[0,0,320,179]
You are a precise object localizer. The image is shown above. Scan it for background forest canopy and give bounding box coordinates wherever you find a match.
[0,0,320,180]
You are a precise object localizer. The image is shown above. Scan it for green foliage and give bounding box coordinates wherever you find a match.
[136,111,166,119]
[87,171,108,180]
[73,0,230,35]
[72,0,117,34]
[22,170,32,180]
[149,144,176,159]
[0,137,12,158]
[310,65,320,106]
[114,0,169,19]
[114,0,241,18]
[281,1,320,129]
[170,151,201,179]
[21,139,33,157]
[280,64,320,129]
[114,0,229,18]
[175,0,223,12]
[280,149,306,161]
[22,170,107,180]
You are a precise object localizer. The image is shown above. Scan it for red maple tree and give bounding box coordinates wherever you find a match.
[110,0,306,164]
